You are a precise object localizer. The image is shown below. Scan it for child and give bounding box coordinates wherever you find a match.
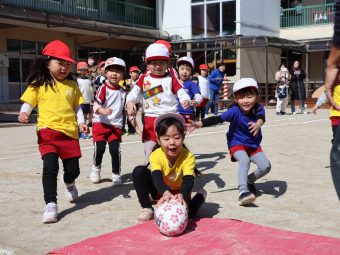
[176,56,202,123]
[126,43,190,162]
[275,64,290,115]
[76,61,94,138]
[93,61,106,93]
[188,78,271,206]
[18,40,89,223]
[132,113,206,221]
[90,57,126,185]
[195,64,210,120]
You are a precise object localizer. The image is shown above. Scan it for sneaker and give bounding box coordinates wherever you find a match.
[302,111,308,115]
[292,112,297,115]
[238,192,256,206]
[112,173,123,186]
[90,165,101,183]
[248,183,257,196]
[60,175,78,202]
[137,207,154,222]
[42,202,58,223]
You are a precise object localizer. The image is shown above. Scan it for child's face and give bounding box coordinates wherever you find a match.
[200,69,208,77]
[147,60,168,76]
[157,124,184,161]
[105,66,124,85]
[178,64,192,82]
[234,89,257,114]
[130,71,139,81]
[77,69,89,76]
[48,59,72,81]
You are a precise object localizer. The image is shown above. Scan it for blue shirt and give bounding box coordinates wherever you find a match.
[220,104,265,149]
[209,68,224,91]
[177,80,201,115]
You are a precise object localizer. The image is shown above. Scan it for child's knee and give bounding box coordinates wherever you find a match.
[260,162,271,174]
[132,165,149,180]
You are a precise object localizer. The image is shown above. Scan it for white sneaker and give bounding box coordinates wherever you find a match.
[90,165,101,183]
[292,112,297,115]
[42,202,58,223]
[60,175,78,202]
[112,173,122,186]
[303,111,308,115]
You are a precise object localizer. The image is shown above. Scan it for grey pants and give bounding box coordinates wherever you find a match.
[233,150,271,193]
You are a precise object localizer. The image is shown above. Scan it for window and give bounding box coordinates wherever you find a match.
[192,5,205,37]
[222,1,236,35]
[206,3,220,37]
[21,40,36,55]
[8,58,20,82]
[7,39,21,53]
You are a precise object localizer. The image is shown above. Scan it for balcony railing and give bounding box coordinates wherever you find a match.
[0,0,156,28]
[281,3,335,28]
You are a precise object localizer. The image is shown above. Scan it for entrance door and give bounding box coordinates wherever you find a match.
[7,55,34,102]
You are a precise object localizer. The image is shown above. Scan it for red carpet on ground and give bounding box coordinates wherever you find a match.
[50,218,340,255]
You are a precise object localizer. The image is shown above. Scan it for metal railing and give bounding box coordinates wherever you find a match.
[281,3,335,28]
[0,0,156,28]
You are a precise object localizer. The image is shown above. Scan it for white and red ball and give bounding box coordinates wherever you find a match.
[154,198,188,237]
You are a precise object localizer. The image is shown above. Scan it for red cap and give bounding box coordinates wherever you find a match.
[199,64,208,70]
[98,61,105,68]
[76,62,88,70]
[155,40,172,53]
[42,40,75,63]
[129,66,140,73]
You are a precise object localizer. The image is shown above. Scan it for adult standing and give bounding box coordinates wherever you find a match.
[205,63,226,116]
[325,0,340,200]
[289,60,307,114]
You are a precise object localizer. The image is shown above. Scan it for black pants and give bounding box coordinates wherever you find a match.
[132,165,205,219]
[195,106,206,120]
[42,153,80,204]
[93,140,120,174]
[331,124,340,200]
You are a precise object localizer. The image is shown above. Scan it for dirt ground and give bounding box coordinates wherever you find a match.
[0,108,340,255]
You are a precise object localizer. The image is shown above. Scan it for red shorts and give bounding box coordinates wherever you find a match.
[142,116,157,142]
[330,116,340,126]
[180,114,194,124]
[196,98,209,108]
[229,145,263,162]
[92,122,122,143]
[37,128,81,159]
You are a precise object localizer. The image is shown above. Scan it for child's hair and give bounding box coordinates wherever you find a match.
[155,117,185,138]
[26,57,73,89]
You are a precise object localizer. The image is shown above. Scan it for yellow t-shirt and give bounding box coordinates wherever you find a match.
[150,147,195,190]
[20,80,84,139]
[330,84,340,117]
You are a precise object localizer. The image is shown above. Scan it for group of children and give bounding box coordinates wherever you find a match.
[18,39,271,224]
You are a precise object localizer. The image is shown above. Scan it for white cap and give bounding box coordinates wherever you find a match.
[145,43,169,61]
[104,57,126,70]
[154,113,185,131]
[233,78,258,94]
[177,56,195,69]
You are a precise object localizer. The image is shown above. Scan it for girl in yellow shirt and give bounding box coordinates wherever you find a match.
[132,113,206,222]
[18,40,89,224]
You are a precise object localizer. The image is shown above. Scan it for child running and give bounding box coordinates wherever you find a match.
[18,40,89,223]
[132,113,206,222]
[176,56,202,123]
[187,78,271,206]
[90,57,126,185]
[126,43,190,162]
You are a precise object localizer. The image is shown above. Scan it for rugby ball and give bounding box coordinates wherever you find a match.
[154,198,188,237]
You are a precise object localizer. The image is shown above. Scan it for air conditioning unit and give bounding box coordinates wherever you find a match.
[0,53,9,67]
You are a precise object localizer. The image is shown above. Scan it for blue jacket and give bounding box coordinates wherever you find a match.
[220,104,265,149]
[209,68,224,91]
[177,80,201,115]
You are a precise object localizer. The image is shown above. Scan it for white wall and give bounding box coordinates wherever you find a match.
[161,0,192,40]
[237,0,280,37]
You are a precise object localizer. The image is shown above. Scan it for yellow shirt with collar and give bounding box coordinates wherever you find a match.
[330,84,340,117]
[20,79,84,139]
[150,147,195,190]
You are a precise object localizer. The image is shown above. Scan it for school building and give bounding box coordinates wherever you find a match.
[156,0,334,104]
[0,0,335,106]
[0,0,168,104]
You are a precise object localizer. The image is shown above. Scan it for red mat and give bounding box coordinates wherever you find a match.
[50,218,340,255]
